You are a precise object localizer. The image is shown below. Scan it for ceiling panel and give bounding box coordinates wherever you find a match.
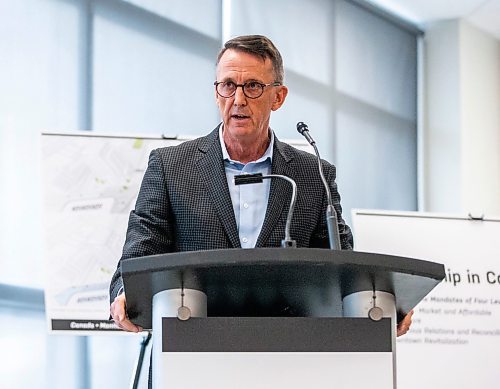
[364,0,500,40]
[466,0,500,39]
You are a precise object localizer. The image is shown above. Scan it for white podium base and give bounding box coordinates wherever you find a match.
[160,352,393,389]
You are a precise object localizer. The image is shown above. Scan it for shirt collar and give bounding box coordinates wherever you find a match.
[219,124,274,164]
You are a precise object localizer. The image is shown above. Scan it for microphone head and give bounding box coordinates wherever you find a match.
[234,173,264,186]
[296,122,308,135]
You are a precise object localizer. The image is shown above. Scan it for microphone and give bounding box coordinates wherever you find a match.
[296,121,315,145]
[234,173,297,248]
[296,122,341,250]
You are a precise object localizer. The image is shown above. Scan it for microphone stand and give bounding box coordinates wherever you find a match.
[297,122,341,250]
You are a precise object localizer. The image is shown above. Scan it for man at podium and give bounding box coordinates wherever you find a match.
[109,35,411,336]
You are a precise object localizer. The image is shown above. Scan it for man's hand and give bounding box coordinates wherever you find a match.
[110,293,143,333]
[397,310,413,337]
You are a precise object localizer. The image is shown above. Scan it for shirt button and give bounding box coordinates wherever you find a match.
[243,203,249,209]
[242,237,248,243]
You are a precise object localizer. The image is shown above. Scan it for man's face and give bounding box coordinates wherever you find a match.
[215,49,288,142]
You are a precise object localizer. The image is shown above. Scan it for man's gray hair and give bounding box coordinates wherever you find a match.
[216,35,285,83]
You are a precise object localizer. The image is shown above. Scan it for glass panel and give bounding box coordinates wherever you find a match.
[123,0,221,39]
[336,109,417,218]
[336,0,417,121]
[0,0,82,287]
[92,1,220,136]
[271,92,334,161]
[230,0,335,85]
[335,0,418,222]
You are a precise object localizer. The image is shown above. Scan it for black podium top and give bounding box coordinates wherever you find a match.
[121,248,445,329]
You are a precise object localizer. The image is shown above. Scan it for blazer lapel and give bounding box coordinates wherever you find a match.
[256,138,294,247]
[195,127,241,248]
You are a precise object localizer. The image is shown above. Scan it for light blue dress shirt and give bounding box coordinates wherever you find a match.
[219,126,273,248]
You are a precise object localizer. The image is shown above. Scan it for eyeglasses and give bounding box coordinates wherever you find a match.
[214,81,281,99]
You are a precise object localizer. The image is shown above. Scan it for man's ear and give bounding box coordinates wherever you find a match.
[271,85,288,111]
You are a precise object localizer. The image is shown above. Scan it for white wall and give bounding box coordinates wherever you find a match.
[460,22,500,216]
[424,19,500,216]
[423,20,462,212]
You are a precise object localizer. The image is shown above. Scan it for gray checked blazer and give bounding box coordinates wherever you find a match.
[109,125,353,301]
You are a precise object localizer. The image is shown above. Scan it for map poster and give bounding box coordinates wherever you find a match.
[42,132,184,333]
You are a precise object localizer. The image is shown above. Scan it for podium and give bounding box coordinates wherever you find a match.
[121,248,444,389]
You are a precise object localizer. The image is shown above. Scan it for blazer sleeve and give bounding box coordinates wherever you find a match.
[329,165,354,250]
[109,149,175,302]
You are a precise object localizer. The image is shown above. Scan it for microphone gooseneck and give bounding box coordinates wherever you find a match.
[296,122,341,250]
[234,173,297,248]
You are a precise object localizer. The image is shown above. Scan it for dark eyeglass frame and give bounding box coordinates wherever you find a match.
[214,81,282,99]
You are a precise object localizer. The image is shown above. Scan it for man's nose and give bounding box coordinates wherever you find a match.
[233,85,247,106]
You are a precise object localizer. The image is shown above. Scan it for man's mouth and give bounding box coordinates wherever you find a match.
[231,114,250,120]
